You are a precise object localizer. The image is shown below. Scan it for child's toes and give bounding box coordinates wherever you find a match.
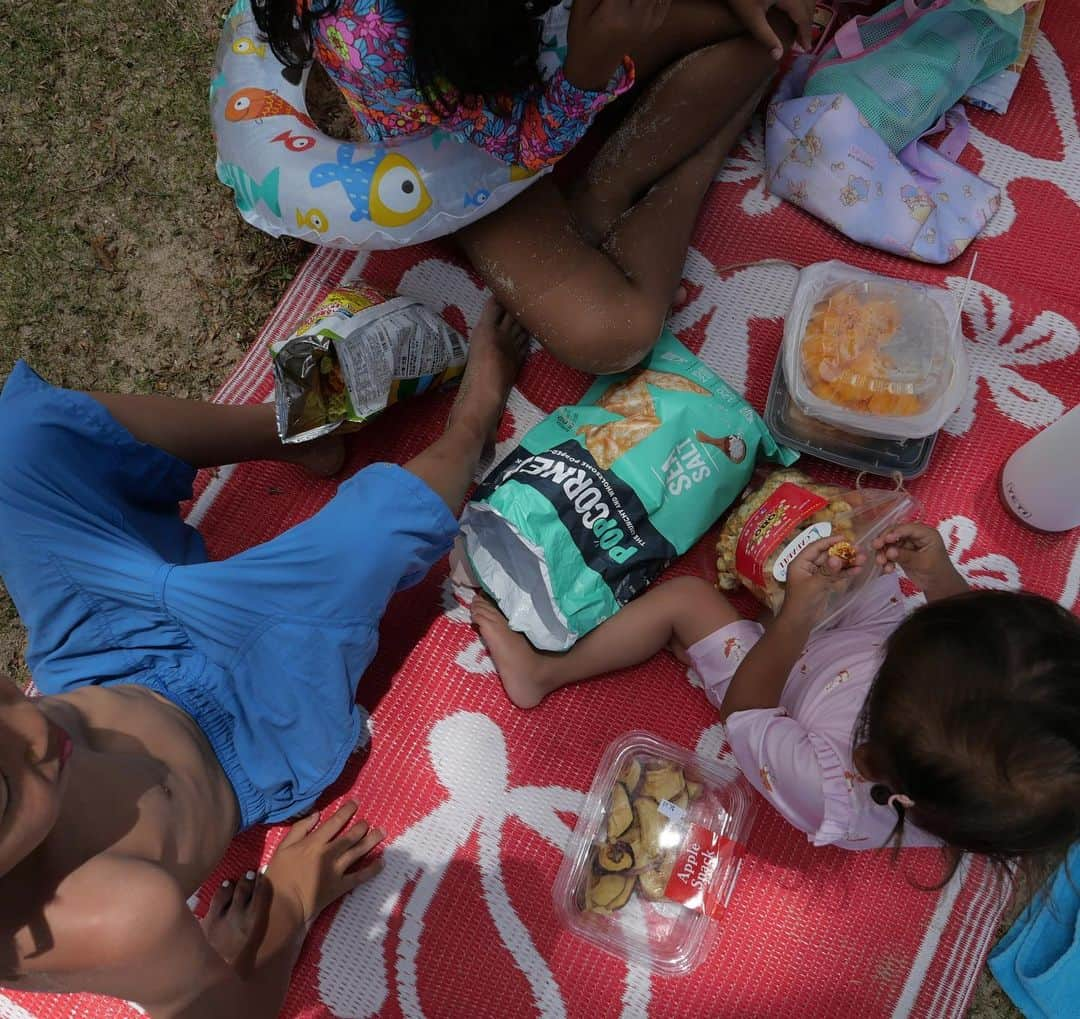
[235,870,257,905]
[471,596,499,624]
[208,879,235,917]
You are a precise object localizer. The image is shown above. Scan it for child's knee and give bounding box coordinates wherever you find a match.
[664,575,738,639]
[549,297,663,374]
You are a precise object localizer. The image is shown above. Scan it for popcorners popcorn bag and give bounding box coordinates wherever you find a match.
[458,331,797,650]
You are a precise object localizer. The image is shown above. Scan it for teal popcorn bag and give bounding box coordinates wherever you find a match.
[458,332,796,651]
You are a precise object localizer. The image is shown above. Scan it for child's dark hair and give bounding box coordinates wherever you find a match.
[855,589,1080,880]
[251,0,552,113]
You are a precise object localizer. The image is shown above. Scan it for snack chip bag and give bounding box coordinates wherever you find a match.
[458,331,797,651]
[271,282,467,443]
[715,467,917,628]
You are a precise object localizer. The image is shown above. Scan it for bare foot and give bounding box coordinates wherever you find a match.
[201,870,269,971]
[279,432,347,477]
[471,596,555,709]
[449,298,529,443]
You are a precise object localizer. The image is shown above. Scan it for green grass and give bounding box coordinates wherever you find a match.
[0,3,1021,1015]
[0,0,308,396]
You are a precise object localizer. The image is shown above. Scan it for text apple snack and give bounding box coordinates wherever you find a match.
[553,731,756,976]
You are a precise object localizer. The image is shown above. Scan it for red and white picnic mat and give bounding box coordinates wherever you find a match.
[7,8,1079,1018]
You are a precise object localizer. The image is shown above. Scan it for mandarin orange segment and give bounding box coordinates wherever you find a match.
[800,291,924,416]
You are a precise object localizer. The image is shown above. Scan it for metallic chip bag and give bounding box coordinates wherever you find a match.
[457,331,798,651]
[271,283,467,443]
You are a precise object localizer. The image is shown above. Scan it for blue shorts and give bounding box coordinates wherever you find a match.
[0,362,458,829]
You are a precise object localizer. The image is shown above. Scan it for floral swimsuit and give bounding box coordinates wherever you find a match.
[310,0,634,172]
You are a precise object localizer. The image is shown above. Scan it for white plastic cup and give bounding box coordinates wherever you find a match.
[1001,404,1080,532]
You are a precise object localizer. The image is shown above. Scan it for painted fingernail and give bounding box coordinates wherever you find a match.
[245,870,255,881]
[222,880,231,888]
[259,865,268,875]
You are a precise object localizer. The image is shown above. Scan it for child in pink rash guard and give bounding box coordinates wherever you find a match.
[474,523,1080,870]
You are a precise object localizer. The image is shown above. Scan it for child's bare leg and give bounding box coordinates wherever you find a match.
[472,575,739,708]
[458,22,790,374]
[91,300,525,495]
[592,87,765,326]
[89,393,345,475]
[403,300,528,510]
[629,0,745,78]
[572,11,794,244]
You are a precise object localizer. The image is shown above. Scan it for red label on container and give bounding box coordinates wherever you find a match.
[734,483,829,588]
[664,822,744,919]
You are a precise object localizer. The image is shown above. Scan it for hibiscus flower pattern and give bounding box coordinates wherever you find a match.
[967,33,1080,238]
[937,515,1022,591]
[944,276,1079,437]
[309,0,632,171]
[715,114,783,217]
[317,711,655,1018]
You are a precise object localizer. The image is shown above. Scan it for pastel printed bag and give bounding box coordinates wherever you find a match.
[764,55,1002,263]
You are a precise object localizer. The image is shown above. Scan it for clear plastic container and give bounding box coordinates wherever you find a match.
[783,261,967,440]
[554,732,756,976]
[765,353,937,479]
[714,468,919,629]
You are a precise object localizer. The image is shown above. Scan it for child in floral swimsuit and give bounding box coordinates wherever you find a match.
[310,0,634,172]
[253,0,815,373]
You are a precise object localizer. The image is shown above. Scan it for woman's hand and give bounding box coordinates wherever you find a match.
[727,0,814,59]
[781,535,866,627]
[871,522,967,601]
[564,0,673,91]
[263,802,385,929]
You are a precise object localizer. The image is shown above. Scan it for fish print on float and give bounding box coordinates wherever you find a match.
[310,145,432,227]
[216,163,281,216]
[272,130,317,153]
[225,87,317,130]
[231,36,267,58]
[296,208,330,234]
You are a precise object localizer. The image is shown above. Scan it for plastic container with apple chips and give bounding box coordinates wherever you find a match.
[553,731,756,976]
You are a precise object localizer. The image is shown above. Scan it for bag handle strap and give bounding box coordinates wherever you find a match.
[898,104,971,180]
[833,0,950,59]
[833,16,866,58]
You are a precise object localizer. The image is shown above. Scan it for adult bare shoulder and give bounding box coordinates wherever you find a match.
[7,854,242,1017]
